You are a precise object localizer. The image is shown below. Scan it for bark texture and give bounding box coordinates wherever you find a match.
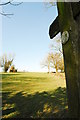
[57,2,80,118]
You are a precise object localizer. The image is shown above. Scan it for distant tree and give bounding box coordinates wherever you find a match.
[41,53,51,73]
[58,57,64,72]
[49,39,63,54]
[9,65,15,72]
[41,52,64,73]
[50,52,63,72]
[0,54,14,72]
[9,65,17,72]
[15,69,17,72]
[49,38,64,72]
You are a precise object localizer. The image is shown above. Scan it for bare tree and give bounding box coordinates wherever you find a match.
[49,38,64,72]
[50,52,64,72]
[0,54,14,72]
[49,38,63,54]
[41,52,64,73]
[40,53,51,73]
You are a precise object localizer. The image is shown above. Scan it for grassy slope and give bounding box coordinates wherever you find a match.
[1,72,68,118]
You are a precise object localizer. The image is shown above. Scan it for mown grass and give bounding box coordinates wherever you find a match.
[1,72,68,118]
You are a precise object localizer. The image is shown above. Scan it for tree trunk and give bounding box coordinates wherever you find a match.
[57,2,80,118]
[76,13,80,117]
[48,64,50,73]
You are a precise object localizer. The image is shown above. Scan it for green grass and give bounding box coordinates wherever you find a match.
[1,72,68,118]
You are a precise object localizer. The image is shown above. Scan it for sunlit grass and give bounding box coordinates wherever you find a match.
[2,72,68,118]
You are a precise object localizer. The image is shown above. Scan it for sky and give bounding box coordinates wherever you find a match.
[1,2,59,72]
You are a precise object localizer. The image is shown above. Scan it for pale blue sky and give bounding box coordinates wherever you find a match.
[2,2,58,72]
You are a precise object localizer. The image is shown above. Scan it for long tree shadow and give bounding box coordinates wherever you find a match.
[2,74,21,79]
[2,87,68,119]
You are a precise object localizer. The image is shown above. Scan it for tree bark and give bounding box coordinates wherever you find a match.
[57,2,80,118]
[76,13,80,117]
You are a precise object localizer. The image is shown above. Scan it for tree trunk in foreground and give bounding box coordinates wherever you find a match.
[57,2,80,118]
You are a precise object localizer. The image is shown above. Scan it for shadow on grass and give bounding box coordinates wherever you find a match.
[2,87,68,118]
[2,74,47,82]
[2,74,21,79]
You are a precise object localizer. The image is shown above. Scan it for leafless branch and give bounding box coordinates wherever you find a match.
[0,12,13,16]
[0,1,23,6]
[10,2,23,6]
[0,1,22,17]
[0,1,11,6]
[44,1,56,9]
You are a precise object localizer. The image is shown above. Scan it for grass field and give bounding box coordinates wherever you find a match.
[1,72,68,118]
